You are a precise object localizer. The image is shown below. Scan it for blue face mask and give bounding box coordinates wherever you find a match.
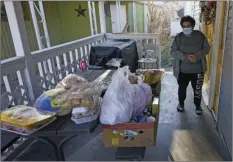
[183,28,193,35]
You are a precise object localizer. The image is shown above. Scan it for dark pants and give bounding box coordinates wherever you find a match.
[178,73,204,107]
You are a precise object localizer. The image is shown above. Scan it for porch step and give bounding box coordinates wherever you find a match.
[115,147,146,161]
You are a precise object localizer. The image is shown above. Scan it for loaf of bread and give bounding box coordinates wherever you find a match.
[56,74,88,89]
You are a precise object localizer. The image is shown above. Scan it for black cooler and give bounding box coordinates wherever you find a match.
[89,39,138,72]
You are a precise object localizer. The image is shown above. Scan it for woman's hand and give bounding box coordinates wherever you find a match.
[186,55,197,63]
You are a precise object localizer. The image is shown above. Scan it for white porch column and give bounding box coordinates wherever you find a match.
[144,2,148,33]
[29,1,55,85]
[28,1,48,77]
[38,1,55,78]
[116,1,120,32]
[4,1,38,100]
[133,1,137,32]
[29,1,43,49]
[88,1,94,35]
[98,1,106,33]
[118,1,122,32]
[38,1,51,47]
[88,1,98,35]
[92,2,98,34]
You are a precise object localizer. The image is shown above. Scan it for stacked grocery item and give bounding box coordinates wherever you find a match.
[100,66,164,147]
[55,74,88,89]
[100,66,164,125]
[136,69,165,96]
[34,73,109,124]
[0,67,164,137]
[0,105,56,135]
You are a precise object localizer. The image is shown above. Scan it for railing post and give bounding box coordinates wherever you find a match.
[4,1,39,101]
[157,35,161,69]
[98,1,106,33]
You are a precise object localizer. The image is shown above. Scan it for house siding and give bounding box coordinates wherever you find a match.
[1,21,16,60]
[128,2,134,32]
[1,1,99,60]
[56,1,100,42]
[105,2,112,33]
[217,1,232,158]
[43,1,64,45]
[1,1,144,61]
[1,1,65,60]
[1,2,39,60]
[136,2,144,33]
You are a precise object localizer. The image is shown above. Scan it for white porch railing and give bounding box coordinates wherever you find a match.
[1,33,161,110]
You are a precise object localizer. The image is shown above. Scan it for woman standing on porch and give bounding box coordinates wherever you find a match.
[170,16,210,115]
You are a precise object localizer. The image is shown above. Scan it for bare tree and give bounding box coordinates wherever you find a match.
[148,1,185,44]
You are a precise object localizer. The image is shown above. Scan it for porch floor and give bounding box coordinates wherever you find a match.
[14,71,231,161]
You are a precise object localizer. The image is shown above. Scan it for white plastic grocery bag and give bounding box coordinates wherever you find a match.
[100,66,135,125]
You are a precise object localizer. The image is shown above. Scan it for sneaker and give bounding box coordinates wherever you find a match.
[196,106,203,115]
[177,104,184,112]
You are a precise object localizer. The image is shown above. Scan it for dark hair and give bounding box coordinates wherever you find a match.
[180,16,196,28]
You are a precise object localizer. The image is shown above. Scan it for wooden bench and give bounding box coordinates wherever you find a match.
[1,69,113,161]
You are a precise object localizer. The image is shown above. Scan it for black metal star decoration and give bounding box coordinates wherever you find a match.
[74,4,87,17]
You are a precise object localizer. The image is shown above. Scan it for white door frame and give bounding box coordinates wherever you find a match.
[144,2,148,33]
[215,1,230,121]
[110,4,126,33]
[208,1,225,120]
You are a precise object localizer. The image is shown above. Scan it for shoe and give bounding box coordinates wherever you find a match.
[196,106,203,115]
[177,104,184,112]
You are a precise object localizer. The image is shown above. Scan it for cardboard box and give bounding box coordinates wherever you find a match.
[103,97,160,147]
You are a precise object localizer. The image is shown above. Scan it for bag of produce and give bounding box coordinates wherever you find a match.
[56,74,88,90]
[128,73,138,84]
[34,88,67,112]
[51,79,109,110]
[132,76,152,116]
[100,66,135,125]
[136,69,165,85]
